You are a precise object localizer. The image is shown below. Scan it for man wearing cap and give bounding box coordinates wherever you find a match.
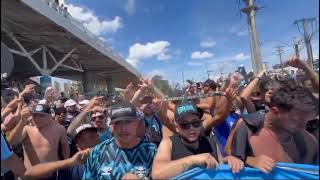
[151,102,244,179]
[53,106,68,129]
[83,102,157,180]
[67,96,111,144]
[139,96,163,145]
[64,99,80,125]
[8,103,70,179]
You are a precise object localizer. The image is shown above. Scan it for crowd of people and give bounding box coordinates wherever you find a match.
[1,56,319,180]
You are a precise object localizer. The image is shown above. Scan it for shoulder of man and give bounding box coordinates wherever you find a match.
[92,137,115,152]
[242,111,265,132]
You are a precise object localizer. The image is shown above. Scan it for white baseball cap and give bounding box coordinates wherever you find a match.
[79,100,90,105]
[64,99,77,108]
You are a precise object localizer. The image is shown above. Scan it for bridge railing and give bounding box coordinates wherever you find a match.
[41,0,126,62]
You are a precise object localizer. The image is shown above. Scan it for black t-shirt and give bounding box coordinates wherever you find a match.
[170,134,218,161]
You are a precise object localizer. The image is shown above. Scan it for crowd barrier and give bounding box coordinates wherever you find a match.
[174,163,319,179]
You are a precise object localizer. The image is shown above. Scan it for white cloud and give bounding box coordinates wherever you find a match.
[126,41,171,67]
[63,2,123,36]
[187,62,203,66]
[191,51,214,59]
[236,30,248,36]
[200,40,216,48]
[234,53,250,61]
[124,0,136,15]
[230,25,248,36]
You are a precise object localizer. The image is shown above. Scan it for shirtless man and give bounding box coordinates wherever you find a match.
[8,103,70,179]
[229,84,318,173]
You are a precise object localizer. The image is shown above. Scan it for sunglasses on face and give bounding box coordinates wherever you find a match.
[92,115,104,121]
[55,111,67,115]
[178,120,203,130]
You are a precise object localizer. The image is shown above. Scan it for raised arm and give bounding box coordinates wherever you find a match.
[67,96,104,136]
[202,88,237,132]
[240,71,266,101]
[196,96,216,110]
[6,101,29,146]
[286,56,319,92]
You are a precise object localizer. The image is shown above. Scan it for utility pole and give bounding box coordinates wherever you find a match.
[207,70,213,79]
[294,18,317,69]
[294,37,302,58]
[275,46,285,74]
[241,0,263,75]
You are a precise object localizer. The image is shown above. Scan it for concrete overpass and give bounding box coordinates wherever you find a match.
[1,0,141,94]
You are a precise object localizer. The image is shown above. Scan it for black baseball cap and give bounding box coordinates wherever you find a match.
[73,123,97,141]
[174,102,204,123]
[32,104,51,115]
[204,79,217,90]
[111,102,141,123]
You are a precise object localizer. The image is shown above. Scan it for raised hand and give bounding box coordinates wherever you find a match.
[138,78,153,90]
[70,148,91,165]
[256,70,267,78]
[20,84,36,97]
[223,88,238,102]
[286,56,308,70]
[84,96,104,112]
[5,97,23,113]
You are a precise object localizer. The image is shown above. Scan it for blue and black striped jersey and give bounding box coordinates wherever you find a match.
[82,137,157,180]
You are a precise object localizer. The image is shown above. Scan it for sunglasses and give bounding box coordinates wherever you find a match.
[55,111,67,115]
[178,120,203,130]
[92,115,104,120]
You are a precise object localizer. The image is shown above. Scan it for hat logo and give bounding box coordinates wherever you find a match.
[112,107,132,116]
[177,105,195,115]
[36,105,43,112]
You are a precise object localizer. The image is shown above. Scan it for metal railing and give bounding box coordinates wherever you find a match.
[41,0,126,62]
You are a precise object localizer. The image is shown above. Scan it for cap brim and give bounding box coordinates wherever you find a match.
[32,111,51,116]
[111,116,140,123]
[176,112,201,122]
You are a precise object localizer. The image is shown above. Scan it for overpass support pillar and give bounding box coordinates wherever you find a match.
[83,71,95,95]
[106,76,115,95]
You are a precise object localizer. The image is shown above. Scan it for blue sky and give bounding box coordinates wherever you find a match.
[62,0,319,85]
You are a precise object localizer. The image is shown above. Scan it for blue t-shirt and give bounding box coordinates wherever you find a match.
[82,137,157,180]
[144,113,162,144]
[212,113,240,156]
[1,132,13,161]
[99,128,112,143]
